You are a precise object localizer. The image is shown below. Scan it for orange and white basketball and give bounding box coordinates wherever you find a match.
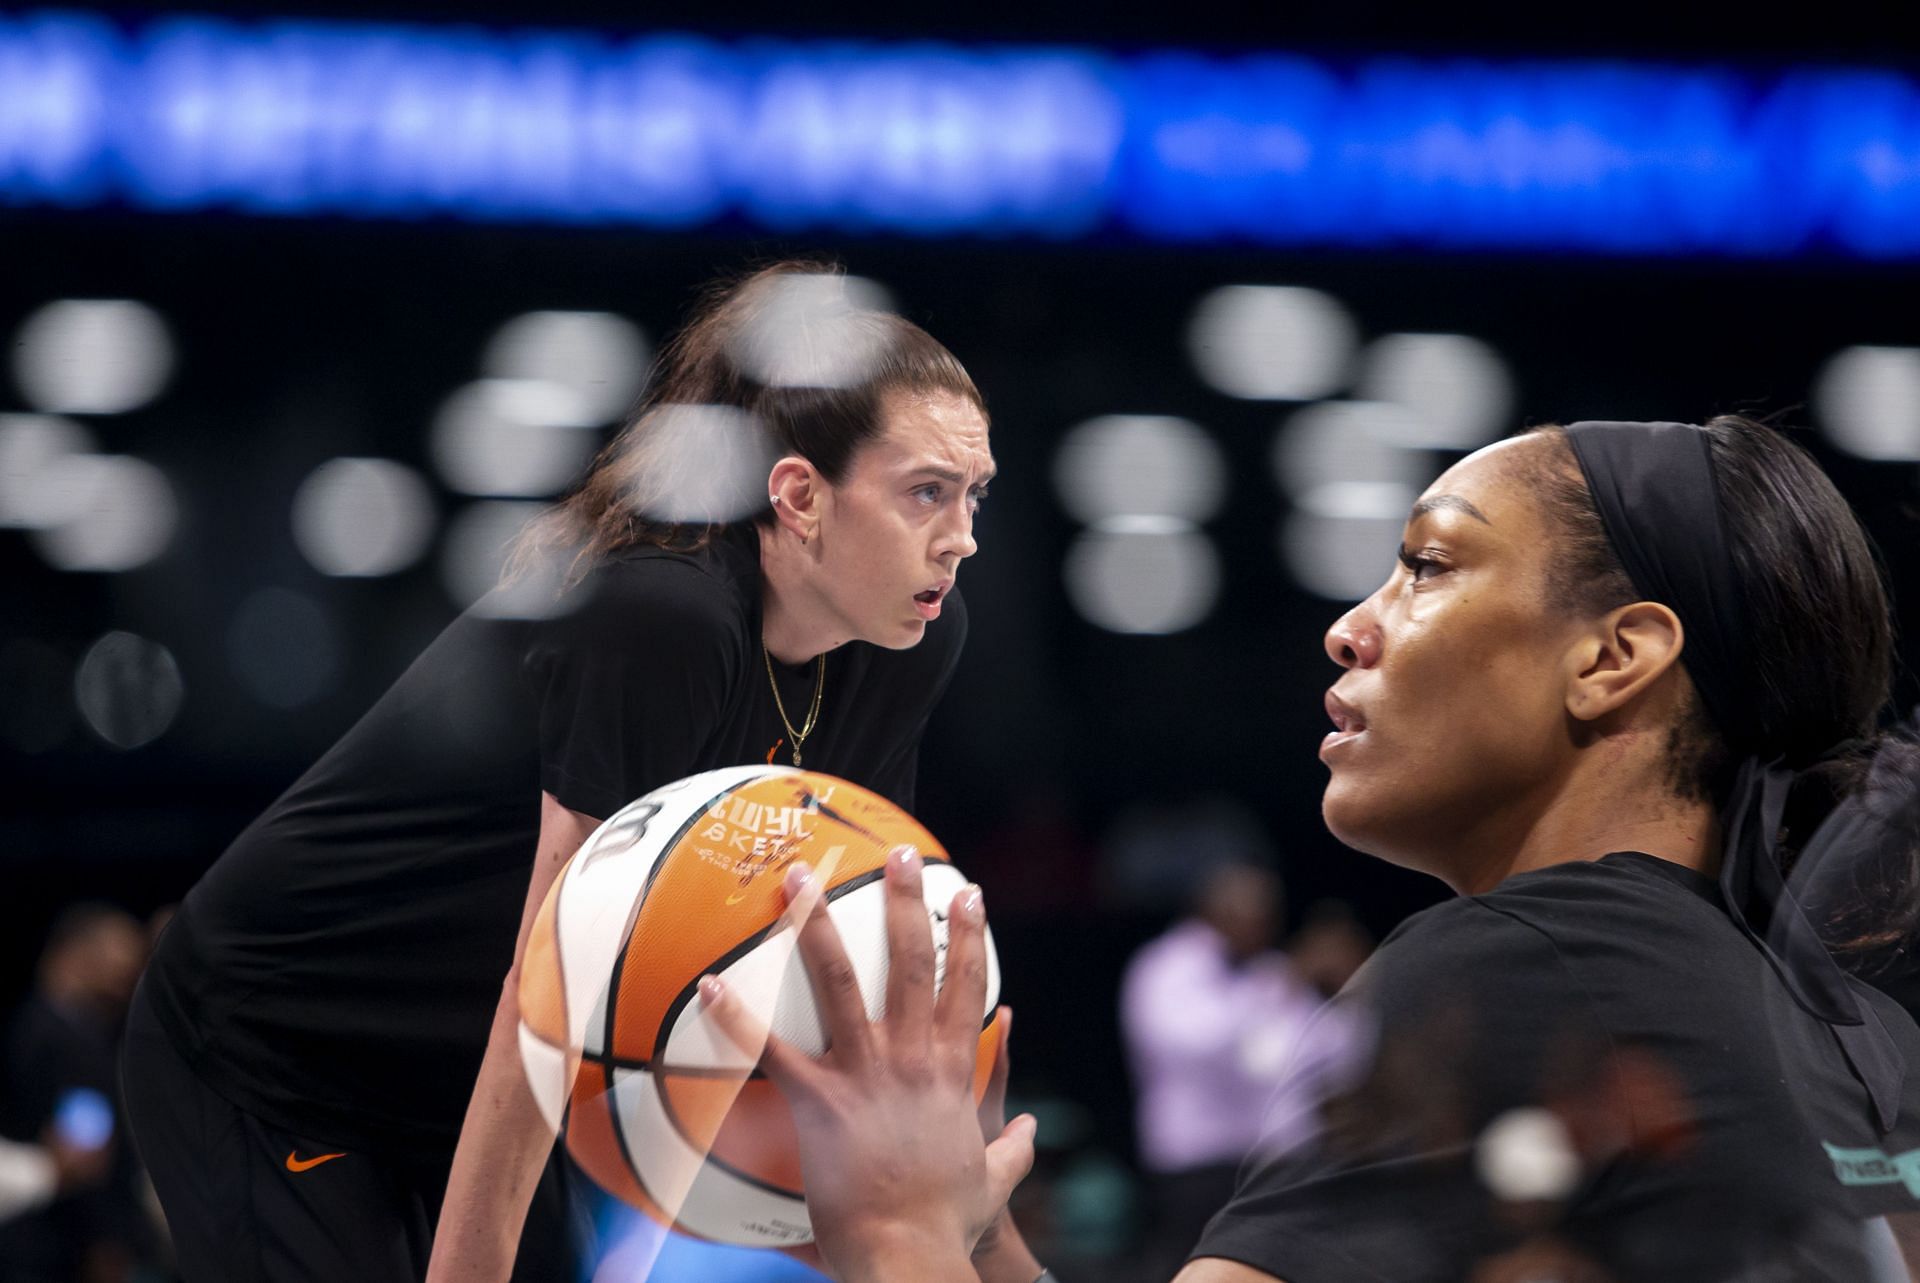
[517,764,1003,1248]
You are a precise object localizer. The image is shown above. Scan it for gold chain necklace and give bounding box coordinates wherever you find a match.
[762,645,826,767]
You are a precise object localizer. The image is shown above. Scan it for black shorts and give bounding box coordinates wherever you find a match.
[121,980,589,1283]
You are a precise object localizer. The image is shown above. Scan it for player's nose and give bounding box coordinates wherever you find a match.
[938,510,979,561]
[1325,598,1383,669]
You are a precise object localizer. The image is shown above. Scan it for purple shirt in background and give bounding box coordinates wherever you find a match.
[1120,920,1370,1173]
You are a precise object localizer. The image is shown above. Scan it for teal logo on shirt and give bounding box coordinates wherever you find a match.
[1823,1142,1920,1196]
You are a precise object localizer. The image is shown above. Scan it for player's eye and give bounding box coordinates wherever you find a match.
[1397,546,1447,582]
[912,484,942,504]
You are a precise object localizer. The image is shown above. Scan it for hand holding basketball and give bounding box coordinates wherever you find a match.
[701,850,1037,1283]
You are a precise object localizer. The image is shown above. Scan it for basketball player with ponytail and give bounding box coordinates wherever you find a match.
[723,414,1920,1281]
[121,262,996,1283]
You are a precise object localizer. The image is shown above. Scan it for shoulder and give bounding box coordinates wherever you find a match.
[1369,858,1722,1000]
[1478,853,1721,931]
[1359,858,1786,1085]
[1351,867,1682,1040]
[1356,894,1566,1011]
[1475,855,1739,1001]
[549,545,753,645]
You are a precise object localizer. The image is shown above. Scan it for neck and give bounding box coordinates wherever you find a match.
[757,523,849,665]
[1444,742,1722,896]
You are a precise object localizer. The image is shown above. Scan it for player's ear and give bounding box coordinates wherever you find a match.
[1564,600,1684,723]
[767,457,823,544]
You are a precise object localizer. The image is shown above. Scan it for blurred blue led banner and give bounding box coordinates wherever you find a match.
[6,9,1920,256]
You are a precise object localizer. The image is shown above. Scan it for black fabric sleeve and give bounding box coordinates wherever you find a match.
[522,559,747,820]
[860,586,969,813]
[1193,899,1612,1283]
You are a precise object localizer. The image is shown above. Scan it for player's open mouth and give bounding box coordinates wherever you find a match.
[1321,689,1366,758]
[913,583,949,620]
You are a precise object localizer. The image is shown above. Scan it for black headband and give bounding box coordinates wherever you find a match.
[1562,421,1759,750]
[1562,419,1904,1133]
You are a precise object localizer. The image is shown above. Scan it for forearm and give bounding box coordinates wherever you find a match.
[835,1229,982,1283]
[841,1258,979,1283]
[426,975,557,1282]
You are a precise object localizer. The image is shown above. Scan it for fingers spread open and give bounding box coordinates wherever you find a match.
[783,861,876,1062]
[934,884,989,1056]
[882,846,938,1038]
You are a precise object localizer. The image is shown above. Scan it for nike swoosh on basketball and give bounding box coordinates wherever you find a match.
[285,1150,347,1172]
[725,890,750,905]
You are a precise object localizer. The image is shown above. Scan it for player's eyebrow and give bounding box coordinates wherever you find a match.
[910,464,997,487]
[1408,493,1491,525]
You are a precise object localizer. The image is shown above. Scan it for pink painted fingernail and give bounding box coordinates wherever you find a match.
[784,862,814,894]
[889,845,921,875]
[960,884,983,921]
[698,975,724,1005]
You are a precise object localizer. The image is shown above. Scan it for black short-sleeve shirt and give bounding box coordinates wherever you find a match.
[141,526,966,1156]
[1196,852,1920,1282]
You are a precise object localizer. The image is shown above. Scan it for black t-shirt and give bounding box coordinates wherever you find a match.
[1197,852,1920,1282]
[141,526,966,1156]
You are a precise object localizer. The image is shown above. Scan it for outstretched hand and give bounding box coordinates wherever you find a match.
[700,848,1036,1283]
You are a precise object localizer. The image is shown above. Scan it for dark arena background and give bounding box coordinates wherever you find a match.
[4,0,1920,1278]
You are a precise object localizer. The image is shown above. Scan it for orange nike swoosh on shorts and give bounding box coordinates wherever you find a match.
[285,1150,347,1172]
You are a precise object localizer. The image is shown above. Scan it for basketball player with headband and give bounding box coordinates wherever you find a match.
[716,415,1920,1281]
[120,261,996,1283]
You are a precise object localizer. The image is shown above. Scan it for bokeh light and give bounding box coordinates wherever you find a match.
[727,273,896,389]
[1271,401,1434,501]
[1280,508,1402,602]
[29,454,177,571]
[227,587,340,709]
[1475,1107,1581,1203]
[73,630,184,749]
[441,500,573,619]
[1063,518,1221,634]
[11,299,174,415]
[1187,285,1356,401]
[290,457,437,578]
[1813,345,1920,461]
[0,413,97,527]
[626,404,776,524]
[482,311,651,425]
[1354,333,1514,450]
[430,379,600,497]
[1051,415,1227,524]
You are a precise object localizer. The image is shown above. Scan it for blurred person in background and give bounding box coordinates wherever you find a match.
[1119,869,1368,1282]
[120,260,992,1283]
[1,904,155,1283]
[0,1136,111,1226]
[708,414,1920,1283]
[1279,905,1371,1005]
